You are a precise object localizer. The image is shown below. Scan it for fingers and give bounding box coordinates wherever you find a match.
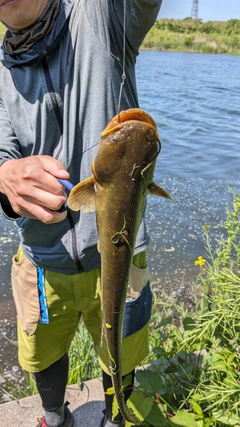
[18,155,69,195]
[38,155,70,180]
[0,156,71,223]
[16,201,69,224]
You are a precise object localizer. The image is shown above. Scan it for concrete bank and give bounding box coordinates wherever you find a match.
[0,377,105,427]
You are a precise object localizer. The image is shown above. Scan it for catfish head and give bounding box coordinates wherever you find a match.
[68,108,170,218]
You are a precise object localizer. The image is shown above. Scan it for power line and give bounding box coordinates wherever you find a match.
[191,0,199,19]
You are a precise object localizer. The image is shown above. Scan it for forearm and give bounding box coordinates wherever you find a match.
[0,159,20,219]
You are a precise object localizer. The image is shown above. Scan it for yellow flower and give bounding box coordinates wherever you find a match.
[202,225,210,230]
[194,256,206,267]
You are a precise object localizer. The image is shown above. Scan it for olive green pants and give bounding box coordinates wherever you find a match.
[12,246,151,375]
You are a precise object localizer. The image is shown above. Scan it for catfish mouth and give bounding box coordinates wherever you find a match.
[101,108,158,137]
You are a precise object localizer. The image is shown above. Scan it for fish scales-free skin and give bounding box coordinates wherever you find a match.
[97,121,160,424]
[68,108,171,424]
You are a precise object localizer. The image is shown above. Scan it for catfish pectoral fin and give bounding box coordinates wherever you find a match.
[97,241,101,253]
[148,182,172,199]
[67,176,96,212]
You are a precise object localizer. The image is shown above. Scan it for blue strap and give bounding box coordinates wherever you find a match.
[37,266,49,324]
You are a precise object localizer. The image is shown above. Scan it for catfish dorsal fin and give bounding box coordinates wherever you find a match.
[67,176,96,212]
[148,182,172,199]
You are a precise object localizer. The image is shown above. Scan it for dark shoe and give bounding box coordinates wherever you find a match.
[99,410,125,427]
[36,402,74,427]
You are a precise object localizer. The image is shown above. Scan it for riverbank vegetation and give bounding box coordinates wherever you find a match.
[1,18,240,55]
[142,18,240,54]
[124,191,240,426]
[1,191,240,427]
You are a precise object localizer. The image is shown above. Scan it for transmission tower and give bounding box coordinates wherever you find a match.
[191,0,199,19]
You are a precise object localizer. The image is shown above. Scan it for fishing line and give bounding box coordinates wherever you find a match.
[117,0,127,121]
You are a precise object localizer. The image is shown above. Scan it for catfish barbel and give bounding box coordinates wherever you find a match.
[67,108,171,424]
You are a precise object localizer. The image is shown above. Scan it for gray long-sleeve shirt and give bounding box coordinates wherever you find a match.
[0,0,162,274]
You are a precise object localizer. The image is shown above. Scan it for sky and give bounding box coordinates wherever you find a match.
[159,0,240,22]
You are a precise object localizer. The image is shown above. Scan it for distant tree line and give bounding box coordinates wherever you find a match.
[142,18,240,54]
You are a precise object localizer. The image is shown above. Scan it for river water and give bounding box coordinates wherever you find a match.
[0,50,240,401]
[137,50,240,288]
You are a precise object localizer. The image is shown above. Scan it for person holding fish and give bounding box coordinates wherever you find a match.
[0,0,164,426]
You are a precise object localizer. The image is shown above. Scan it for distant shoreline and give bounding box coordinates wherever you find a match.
[141,18,240,55]
[140,47,239,56]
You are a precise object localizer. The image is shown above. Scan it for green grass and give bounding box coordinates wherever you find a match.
[124,190,240,426]
[67,321,102,387]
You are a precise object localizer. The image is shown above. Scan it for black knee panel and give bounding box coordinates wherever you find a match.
[33,353,69,411]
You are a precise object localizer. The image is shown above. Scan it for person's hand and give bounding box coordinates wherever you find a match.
[0,155,70,224]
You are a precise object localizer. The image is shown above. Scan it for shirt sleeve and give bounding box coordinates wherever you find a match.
[126,0,162,53]
[0,99,22,220]
[0,97,22,162]
[83,0,162,64]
